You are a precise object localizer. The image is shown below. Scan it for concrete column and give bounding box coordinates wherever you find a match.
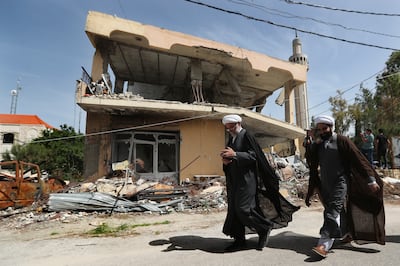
[114,78,125,94]
[284,81,295,124]
[295,83,309,129]
[91,48,109,83]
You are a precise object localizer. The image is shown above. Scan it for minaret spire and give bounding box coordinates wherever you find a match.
[289,34,309,129]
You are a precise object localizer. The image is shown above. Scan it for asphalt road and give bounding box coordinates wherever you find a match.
[1,203,399,266]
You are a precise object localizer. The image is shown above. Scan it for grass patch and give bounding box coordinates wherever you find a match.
[86,220,171,237]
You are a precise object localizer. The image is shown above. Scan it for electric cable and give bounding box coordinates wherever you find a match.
[228,0,400,38]
[282,0,400,16]
[183,0,399,51]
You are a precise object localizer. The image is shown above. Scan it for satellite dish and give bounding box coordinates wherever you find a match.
[11,89,18,95]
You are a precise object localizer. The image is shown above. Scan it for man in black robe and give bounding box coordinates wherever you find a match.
[220,114,299,251]
[306,115,385,259]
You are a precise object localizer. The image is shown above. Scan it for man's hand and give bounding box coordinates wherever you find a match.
[220,147,236,165]
[220,147,236,159]
[368,182,380,193]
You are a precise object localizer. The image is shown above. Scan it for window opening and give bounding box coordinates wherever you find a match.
[113,135,131,162]
[134,143,154,174]
[112,131,179,181]
[158,135,177,172]
[3,133,15,144]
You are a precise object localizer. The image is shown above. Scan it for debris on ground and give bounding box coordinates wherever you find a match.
[1,155,400,229]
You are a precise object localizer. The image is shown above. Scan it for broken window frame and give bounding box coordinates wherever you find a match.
[112,131,180,182]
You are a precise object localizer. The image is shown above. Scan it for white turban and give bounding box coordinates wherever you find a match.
[222,114,242,125]
[314,115,334,126]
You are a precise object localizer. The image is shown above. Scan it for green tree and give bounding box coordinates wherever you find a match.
[329,90,352,135]
[328,51,400,151]
[355,86,376,130]
[3,124,84,180]
[374,51,400,136]
[348,102,363,146]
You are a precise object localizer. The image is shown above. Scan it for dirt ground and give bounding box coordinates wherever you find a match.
[1,164,399,265]
[0,180,398,243]
[0,208,226,241]
[1,200,400,266]
[1,196,396,242]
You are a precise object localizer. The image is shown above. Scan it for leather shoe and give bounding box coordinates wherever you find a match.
[312,245,328,258]
[340,233,353,244]
[224,239,246,252]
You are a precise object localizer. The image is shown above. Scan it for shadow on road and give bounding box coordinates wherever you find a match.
[385,235,400,243]
[150,230,387,261]
[149,231,317,254]
[268,231,383,262]
[267,231,317,255]
[149,235,231,253]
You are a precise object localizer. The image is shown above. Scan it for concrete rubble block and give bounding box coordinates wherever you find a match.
[200,184,224,196]
[112,160,130,171]
[80,182,96,192]
[153,183,175,195]
[279,188,290,199]
[281,166,295,180]
[96,183,117,196]
[116,184,137,197]
[135,181,158,193]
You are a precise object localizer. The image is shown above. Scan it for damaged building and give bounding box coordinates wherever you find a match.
[75,11,308,184]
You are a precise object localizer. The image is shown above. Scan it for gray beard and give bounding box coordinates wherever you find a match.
[321,132,332,141]
[229,127,241,137]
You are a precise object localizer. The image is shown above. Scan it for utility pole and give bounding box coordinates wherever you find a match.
[10,80,22,114]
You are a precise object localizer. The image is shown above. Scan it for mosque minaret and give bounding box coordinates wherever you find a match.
[287,34,309,130]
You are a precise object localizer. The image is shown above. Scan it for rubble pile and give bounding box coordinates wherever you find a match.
[0,208,91,229]
[62,174,228,213]
[2,155,400,229]
[381,176,400,200]
[182,179,227,211]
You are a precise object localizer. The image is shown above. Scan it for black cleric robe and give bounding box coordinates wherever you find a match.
[222,128,299,238]
[306,134,385,244]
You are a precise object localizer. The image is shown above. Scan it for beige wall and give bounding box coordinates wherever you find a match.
[84,112,112,180]
[179,119,225,180]
[91,49,109,82]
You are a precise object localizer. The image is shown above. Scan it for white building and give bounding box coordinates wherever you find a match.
[0,114,53,160]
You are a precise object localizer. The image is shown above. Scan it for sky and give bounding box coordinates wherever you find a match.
[1,0,399,133]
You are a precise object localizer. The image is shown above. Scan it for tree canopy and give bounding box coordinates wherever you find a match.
[3,124,84,180]
[328,50,400,140]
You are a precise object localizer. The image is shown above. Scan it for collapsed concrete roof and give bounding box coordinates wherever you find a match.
[79,11,308,146]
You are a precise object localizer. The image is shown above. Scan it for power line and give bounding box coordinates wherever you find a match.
[30,113,222,144]
[297,69,384,121]
[228,0,400,39]
[308,69,385,111]
[282,0,400,16]
[309,70,400,119]
[183,0,399,51]
[116,0,127,19]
